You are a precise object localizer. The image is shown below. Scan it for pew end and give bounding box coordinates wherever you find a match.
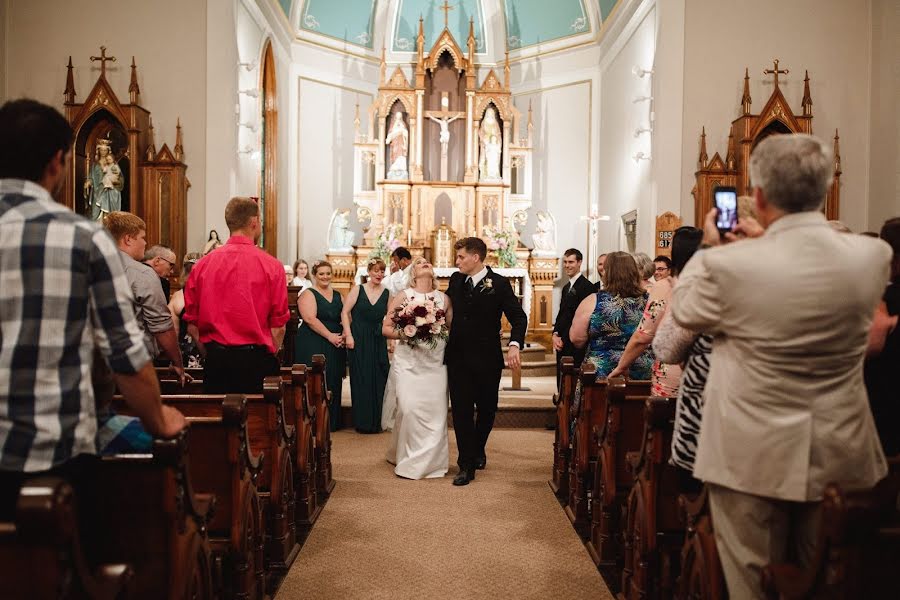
[550,356,577,499]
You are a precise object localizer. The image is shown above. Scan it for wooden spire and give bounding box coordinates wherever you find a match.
[833,129,842,176]
[128,57,141,104]
[699,126,708,169]
[741,68,752,115]
[64,56,76,104]
[802,70,812,116]
[174,118,184,162]
[726,131,736,170]
[467,17,476,65]
[145,117,157,161]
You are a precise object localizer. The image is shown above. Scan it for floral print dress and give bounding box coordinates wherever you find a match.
[583,291,654,379]
[635,277,682,397]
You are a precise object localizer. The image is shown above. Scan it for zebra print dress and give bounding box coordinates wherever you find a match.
[669,333,713,471]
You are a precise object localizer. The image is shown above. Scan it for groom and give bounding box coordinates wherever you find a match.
[445,237,528,486]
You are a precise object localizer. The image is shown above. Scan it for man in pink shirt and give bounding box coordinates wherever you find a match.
[183,197,290,393]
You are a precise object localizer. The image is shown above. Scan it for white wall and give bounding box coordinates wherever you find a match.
[3,0,207,251]
[682,0,872,231]
[868,0,900,229]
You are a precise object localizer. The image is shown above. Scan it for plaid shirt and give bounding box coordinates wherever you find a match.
[0,179,150,472]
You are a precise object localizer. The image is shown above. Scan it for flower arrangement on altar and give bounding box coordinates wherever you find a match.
[369,223,405,261]
[482,223,518,268]
[390,295,448,349]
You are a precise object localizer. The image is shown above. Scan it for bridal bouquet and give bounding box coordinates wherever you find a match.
[391,295,448,349]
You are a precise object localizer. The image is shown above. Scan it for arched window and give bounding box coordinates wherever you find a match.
[260,40,278,255]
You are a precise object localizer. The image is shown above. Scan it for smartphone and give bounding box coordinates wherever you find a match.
[713,186,738,236]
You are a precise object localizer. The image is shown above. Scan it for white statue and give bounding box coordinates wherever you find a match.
[479,107,503,181]
[428,114,461,148]
[531,210,558,257]
[327,209,356,251]
[385,112,409,179]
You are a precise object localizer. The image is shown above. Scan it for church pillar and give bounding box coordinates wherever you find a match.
[473,120,480,181]
[465,92,474,174]
[415,91,424,175]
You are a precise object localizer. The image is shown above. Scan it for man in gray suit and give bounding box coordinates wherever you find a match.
[672,134,889,599]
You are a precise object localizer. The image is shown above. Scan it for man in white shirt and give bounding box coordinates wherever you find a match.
[384,246,413,294]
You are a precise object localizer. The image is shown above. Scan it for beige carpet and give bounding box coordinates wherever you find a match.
[276,429,612,599]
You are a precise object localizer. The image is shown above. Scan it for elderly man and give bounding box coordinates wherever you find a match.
[671,134,889,599]
[143,244,177,301]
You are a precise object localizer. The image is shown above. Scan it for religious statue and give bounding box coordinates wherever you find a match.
[327,209,356,251]
[531,210,558,257]
[428,113,461,150]
[83,137,124,221]
[385,112,409,179]
[479,107,503,181]
[202,229,222,255]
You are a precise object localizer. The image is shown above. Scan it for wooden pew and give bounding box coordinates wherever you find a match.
[0,477,132,600]
[184,395,266,600]
[550,356,577,500]
[761,458,900,599]
[308,354,336,498]
[620,396,683,600]
[675,486,726,600]
[566,363,608,537]
[78,431,216,600]
[586,377,652,569]
[279,363,322,529]
[150,378,300,577]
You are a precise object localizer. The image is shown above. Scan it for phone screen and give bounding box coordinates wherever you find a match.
[714,187,738,233]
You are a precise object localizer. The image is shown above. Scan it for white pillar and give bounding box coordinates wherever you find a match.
[416,91,424,172]
[465,92,474,170]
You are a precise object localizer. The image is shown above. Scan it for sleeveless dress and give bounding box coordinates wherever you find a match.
[384,288,450,479]
[294,288,346,431]
[348,286,389,432]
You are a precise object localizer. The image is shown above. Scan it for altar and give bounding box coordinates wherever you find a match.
[326,5,558,345]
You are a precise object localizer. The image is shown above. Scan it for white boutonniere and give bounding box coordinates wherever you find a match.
[481,278,494,294]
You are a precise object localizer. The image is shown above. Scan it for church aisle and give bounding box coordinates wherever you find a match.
[276,429,611,599]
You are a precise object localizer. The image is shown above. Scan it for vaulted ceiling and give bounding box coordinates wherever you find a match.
[284,0,623,58]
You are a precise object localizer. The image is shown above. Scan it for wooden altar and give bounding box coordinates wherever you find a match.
[61,47,190,268]
[692,61,841,224]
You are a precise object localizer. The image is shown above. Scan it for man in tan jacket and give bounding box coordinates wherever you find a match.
[672,134,889,599]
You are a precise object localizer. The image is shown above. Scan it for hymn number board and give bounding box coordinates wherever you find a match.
[654,212,682,258]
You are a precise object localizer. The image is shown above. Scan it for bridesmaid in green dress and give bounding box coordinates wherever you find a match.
[295,260,346,431]
[341,258,390,433]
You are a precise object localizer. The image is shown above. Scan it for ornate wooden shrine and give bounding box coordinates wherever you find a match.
[61,46,190,267]
[692,60,842,224]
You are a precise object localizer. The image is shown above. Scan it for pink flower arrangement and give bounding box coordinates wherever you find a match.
[482,224,518,267]
[391,295,448,348]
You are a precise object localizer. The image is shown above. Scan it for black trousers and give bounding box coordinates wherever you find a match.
[0,454,99,521]
[203,343,280,394]
[448,363,502,469]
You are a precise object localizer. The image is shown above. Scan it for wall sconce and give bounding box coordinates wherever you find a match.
[634,127,652,138]
[633,151,651,162]
[632,66,654,78]
[238,89,260,98]
[238,61,257,71]
[632,95,653,103]
[238,122,259,133]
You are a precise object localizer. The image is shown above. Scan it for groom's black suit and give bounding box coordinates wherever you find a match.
[445,267,528,470]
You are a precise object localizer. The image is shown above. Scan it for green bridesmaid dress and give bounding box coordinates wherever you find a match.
[294,288,346,431]
[348,287,390,432]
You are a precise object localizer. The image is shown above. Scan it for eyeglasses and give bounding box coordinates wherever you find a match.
[654,266,670,272]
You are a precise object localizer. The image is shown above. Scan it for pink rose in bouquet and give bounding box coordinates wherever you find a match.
[391,294,449,349]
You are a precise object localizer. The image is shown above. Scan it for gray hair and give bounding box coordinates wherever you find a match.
[632,252,654,279]
[748,134,833,213]
[144,244,175,262]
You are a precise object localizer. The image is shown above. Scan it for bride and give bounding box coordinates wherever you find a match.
[381,258,452,479]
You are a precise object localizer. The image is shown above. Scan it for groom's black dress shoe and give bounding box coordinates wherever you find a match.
[453,468,475,486]
[475,457,487,470]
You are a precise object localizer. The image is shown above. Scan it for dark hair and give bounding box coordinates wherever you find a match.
[311,260,332,277]
[454,237,487,261]
[653,255,672,268]
[0,99,73,182]
[860,231,880,238]
[670,226,703,276]
[563,248,583,262]
[880,217,900,282]
[391,246,412,261]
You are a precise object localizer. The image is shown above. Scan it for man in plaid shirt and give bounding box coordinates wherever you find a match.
[0,99,185,518]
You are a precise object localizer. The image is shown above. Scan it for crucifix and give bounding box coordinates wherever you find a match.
[90,46,117,77]
[424,92,465,181]
[763,58,789,88]
[580,207,611,279]
[440,0,455,28]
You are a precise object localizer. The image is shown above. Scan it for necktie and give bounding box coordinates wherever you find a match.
[465,277,474,294]
[563,282,572,296]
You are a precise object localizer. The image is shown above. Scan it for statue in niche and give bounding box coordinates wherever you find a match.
[327,209,356,251]
[479,107,503,181]
[83,137,124,221]
[385,112,409,179]
[531,210,558,257]
[428,113,461,153]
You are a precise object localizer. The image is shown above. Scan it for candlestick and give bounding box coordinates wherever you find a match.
[407,230,412,245]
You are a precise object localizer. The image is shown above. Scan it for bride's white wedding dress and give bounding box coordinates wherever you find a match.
[383,288,449,479]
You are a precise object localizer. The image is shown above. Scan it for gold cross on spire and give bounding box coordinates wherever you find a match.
[763,58,789,88]
[90,46,117,77]
[440,0,456,28]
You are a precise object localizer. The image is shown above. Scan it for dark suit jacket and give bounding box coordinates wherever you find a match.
[445,267,528,371]
[553,275,595,350]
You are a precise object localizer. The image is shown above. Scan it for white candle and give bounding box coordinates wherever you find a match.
[407,230,412,245]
